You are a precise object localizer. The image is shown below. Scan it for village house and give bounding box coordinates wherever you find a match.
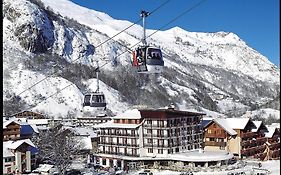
[203,118,260,159]
[3,139,37,174]
[95,108,234,171]
[3,119,21,141]
[203,118,280,161]
[3,118,39,174]
[12,110,45,119]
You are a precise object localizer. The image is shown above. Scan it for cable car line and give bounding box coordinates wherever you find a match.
[13,0,207,114]
[9,0,171,102]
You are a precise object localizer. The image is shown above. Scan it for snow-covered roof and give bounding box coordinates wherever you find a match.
[113,109,142,119]
[3,139,36,157]
[169,149,233,162]
[213,119,237,135]
[29,124,40,133]
[252,121,268,133]
[79,136,93,150]
[68,127,98,138]
[95,120,142,129]
[27,119,49,125]
[223,118,255,129]
[34,164,54,172]
[3,119,21,129]
[270,123,280,129]
[97,149,233,162]
[265,127,277,138]
[6,139,36,150]
[252,121,262,132]
[3,142,14,157]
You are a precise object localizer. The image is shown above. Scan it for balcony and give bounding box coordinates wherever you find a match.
[241,140,251,147]
[3,131,20,135]
[269,142,280,150]
[144,133,168,138]
[204,141,226,147]
[100,132,138,137]
[256,137,267,144]
[204,133,227,138]
[100,151,140,157]
[241,132,255,139]
[144,143,169,147]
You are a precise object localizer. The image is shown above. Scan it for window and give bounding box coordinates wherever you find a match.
[132,148,137,156]
[147,120,152,125]
[158,149,163,154]
[5,157,13,162]
[158,120,164,127]
[147,129,152,134]
[131,130,135,136]
[208,129,212,134]
[210,138,215,141]
[158,139,164,146]
[147,139,153,144]
[148,148,153,153]
[102,158,106,165]
[157,130,164,137]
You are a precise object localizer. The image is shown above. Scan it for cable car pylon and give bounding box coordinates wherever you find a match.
[132,10,164,74]
[83,61,106,109]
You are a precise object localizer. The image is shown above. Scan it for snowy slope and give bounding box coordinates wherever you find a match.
[41,0,279,83]
[3,0,280,118]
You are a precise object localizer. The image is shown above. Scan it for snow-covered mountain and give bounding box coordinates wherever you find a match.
[3,0,280,119]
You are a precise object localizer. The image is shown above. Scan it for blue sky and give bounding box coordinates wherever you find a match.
[70,0,280,67]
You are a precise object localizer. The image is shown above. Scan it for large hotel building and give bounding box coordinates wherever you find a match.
[95,107,208,170]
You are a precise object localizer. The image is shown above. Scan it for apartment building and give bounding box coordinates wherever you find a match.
[95,108,206,170]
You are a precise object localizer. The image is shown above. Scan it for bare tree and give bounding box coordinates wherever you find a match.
[32,125,84,174]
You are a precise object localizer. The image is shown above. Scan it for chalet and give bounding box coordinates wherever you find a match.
[251,121,268,160]
[203,118,259,159]
[3,120,21,141]
[3,139,37,174]
[12,111,45,119]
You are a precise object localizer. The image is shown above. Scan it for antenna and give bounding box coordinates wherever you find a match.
[140,10,150,46]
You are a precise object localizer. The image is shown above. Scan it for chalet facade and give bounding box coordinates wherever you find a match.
[3,120,21,141]
[251,121,268,160]
[203,118,263,159]
[264,126,280,160]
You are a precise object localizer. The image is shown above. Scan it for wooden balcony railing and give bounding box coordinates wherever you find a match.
[241,132,255,138]
[269,142,280,150]
[204,133,227,138]
[204,141,226,147]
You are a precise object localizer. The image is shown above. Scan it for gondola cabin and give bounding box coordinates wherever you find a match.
[83,92,106,108]
[132,46,164,73]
